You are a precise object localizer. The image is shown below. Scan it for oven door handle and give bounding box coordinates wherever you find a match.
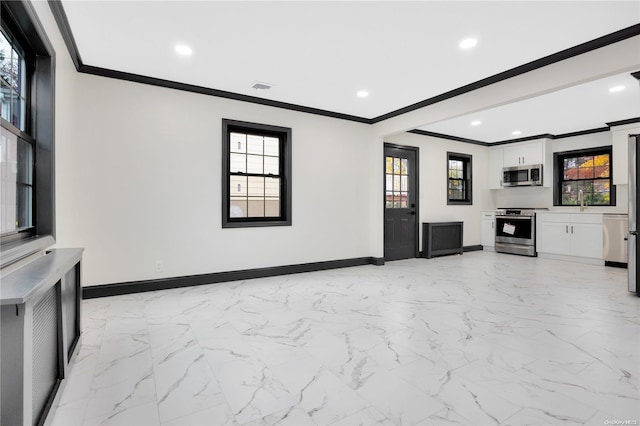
[496,215,533,220]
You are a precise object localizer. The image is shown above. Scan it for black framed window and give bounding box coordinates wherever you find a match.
[1,0,55,263]
[222,119,291,228]
[447,152,472,205]
[554,146,615,206]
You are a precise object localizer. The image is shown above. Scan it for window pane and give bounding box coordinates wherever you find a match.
[16,184,32,228]
[393,175,400,191]
[1,129,34,233]
[9,48,19,91]
[247,198,265,217]
[0,82,10,123]
[247,176,264,197]
[385,191,393,208]
[264,137,279,156]
[400,192,408,208]
[230,175,247,196]
[264,156,279,175]
[0,32,12,86]
[230,133,246,153]
[265,198,280,217]
[563,158,578,180]
[247,135,263,155]
[265,177,279,197]
[401,175,408,192]
[400,159,408,175]
[247,154,263,174]
[393,158,400,174]
[578,155,594,179]
[230,153,246,173]
[386,157,393,174]
[229,198,247,218]
[386,175,393,191]
[593,179,610,204]
[594,154,610,177]
[17,139,32,184]
[562,182,578,205]
[11,90,23,130]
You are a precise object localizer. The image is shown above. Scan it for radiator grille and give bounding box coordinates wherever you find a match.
[64,265,80,358]
[32,285,59,425]
[422,222,464,258]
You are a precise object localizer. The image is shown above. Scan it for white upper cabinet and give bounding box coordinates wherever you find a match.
[503,141,544,167]
[611,124,640,185]
[489,148,504,189]
[489,139,551,189]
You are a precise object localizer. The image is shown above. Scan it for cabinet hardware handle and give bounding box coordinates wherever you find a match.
[566,225,568,233]
[571,225,574,234]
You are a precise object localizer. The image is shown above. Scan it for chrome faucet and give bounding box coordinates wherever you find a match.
[578,189,588,211]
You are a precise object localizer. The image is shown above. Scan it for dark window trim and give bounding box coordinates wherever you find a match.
[553,145,616,207]
[447,152,472,205]
[221,119,292,228]
[1,0,55,267]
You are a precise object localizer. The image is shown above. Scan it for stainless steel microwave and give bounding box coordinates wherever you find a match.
[503,164,543,187]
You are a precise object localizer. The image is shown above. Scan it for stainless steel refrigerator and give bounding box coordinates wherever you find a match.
[629,134,639,294]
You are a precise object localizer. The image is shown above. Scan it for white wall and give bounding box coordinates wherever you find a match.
[54,75,384,286]
[385,132,492,247]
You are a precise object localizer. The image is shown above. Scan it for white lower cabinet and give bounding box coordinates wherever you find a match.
[536,213,603,260]
[481,211,495,248]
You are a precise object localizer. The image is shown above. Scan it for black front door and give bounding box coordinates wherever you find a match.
[384,144,418,261]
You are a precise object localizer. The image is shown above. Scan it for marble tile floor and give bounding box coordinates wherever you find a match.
[50,251,640,426]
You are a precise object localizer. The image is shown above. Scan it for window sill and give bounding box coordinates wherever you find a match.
[0,235,55,270]
[223,220,292,229]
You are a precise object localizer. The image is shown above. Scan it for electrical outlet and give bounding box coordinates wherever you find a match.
[154,260,164,273]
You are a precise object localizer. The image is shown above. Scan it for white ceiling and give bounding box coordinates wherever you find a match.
[61,1,640,137]
[419,71,640,142]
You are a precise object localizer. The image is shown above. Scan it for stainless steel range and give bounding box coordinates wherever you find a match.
[494,208,545,257]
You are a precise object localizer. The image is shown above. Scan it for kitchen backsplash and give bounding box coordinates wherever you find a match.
[491,184,629,213]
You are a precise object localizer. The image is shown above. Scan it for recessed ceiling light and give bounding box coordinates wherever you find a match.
[357,90,369,98]
[471,120,482,126]
[175,45,193,55]
[512,130,522,136]
[609,85,625,93]
[459,38,478,49]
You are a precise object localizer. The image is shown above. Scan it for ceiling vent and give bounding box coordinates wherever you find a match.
[251,81,272,90]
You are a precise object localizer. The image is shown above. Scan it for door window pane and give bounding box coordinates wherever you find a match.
[386,156,411,209]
